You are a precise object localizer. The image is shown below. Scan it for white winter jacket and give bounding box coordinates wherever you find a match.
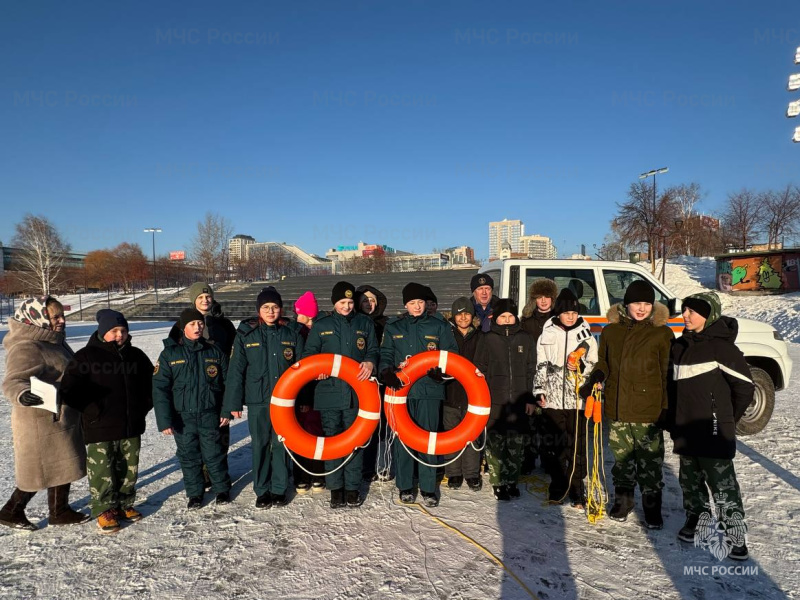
[533,317,598,411]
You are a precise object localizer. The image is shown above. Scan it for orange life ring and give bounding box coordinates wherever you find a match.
[384,351,490,455]
[270,353,381,460]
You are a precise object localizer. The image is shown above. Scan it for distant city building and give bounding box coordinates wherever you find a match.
[520,234,558,259]
[325,242,405,262]
[229,234,256,261]
[443,245,476,266]
[489,219,524,260]
[247,241,332,277]
[386,253,449,271]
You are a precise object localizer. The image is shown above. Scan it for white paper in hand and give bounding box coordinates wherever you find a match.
[29,376,59,414]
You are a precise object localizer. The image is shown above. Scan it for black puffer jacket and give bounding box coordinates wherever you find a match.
[521,309,552,352]
[168,301,237,356]
[444,321,480,409]
[668,316,754,459]
[61,333,154,444]
[473,319,535,433]
[356,285,388,343]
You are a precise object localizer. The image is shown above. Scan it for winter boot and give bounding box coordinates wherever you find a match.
[271,492,288,507]
[608,488,635,522]
[642,491,663,530]
[0,488,37,531]
[215,492,231,505]
[399,489,416,504]
[295,481,311,495]
[255,493,272,509]
[678,514,700,543]
[420,492,439,507]
[187,496,203,510]
[493,486,510,501]
[466,477,483,492]
[117,507,143,522]
[345,489,363,508]
[729,543,749,561]
[508,485,520,499]
[96,509,120,534]
[312,480,326,493]
[447,476,463,489]
[330,488,346,509]
[47,484,90,526]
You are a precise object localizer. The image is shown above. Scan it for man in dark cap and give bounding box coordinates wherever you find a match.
[471,273,497,332]
[302,281,379,508]
[379,282,459,507]
[222,287,304,508]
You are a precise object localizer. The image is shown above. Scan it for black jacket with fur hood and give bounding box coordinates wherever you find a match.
[589,302,673,423]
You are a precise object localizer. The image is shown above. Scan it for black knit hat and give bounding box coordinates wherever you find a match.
[96,309,128,338]
[554,289,580,316]
[179,308,205,331]
[403,282,429,304]
[682,296,712,320]
[493,299,518,318]
[451,297,475,316]
[470,273,494,292]
[424,286,437,304]
[331,281,356,304]
[256,286,283,309]
[623,280,655,305]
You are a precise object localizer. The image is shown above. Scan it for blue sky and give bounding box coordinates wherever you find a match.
[1,1,798,261]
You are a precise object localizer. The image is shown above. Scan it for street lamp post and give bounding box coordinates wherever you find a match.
[143,228,162,303]
[639,167,669,274]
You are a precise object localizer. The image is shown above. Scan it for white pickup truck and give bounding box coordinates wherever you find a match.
[480,259,793,435]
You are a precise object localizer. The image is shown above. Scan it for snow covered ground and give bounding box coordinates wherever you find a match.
[1,263,799,600]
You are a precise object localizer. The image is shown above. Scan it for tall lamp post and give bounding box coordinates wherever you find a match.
[143,228,162,303]
[639,167,669,275]
[789,46,800,142]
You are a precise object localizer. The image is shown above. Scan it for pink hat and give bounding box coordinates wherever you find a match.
[294,291,318,319]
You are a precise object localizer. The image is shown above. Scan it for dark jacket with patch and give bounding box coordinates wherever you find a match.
[222,319,304,412]
[668,316,754,459]
[168,302,237,356]
[152,335,229,431]
[379,312,458,401]
[61,333,154,444]
[302,311,379,410]
[521,309,553,359]
[444,321,480,409]
[590,303,673,423]
[473,320,535,433]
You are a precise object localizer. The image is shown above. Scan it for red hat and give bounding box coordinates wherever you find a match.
[294,291,318,319]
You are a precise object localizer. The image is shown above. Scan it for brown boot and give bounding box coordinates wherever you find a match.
[47,484,90,526]
[0,488,37,531]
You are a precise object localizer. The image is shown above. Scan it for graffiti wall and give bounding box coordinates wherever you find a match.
[716,252,800,292]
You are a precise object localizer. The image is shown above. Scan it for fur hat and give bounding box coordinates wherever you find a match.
[256,286,282,309]
[188,282,213,305]
[403,282,429,305]
[522,278,558,318]
[554,289,580,316]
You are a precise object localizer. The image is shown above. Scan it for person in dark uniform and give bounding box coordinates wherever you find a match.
[302,282,379,508]
[379,283,458,507]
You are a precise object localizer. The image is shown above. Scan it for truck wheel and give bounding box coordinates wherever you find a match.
[736,367,775,436]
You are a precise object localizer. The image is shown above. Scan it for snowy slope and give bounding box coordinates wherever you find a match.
[1,264,799,600]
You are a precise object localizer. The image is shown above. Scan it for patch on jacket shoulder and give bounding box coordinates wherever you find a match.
[283,347,294,361]
[245,342,261,348]
[427,341,438,351]
[319,330,334,336]
[357,337,366,350]
[206,364,219,378]
[169,359,186,366]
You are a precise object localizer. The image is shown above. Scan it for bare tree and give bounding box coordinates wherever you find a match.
[669,182,703,255]
[722,189,762,251]
[190,213,234,282]
[614,181,678,274]
[759,184,800,249]
[11,214,71,295]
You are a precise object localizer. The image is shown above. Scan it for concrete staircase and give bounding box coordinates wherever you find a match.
[126,269,480,322]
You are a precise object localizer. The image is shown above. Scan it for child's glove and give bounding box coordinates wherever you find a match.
[19,391,43,407]
[426,367,445,382]
[579,370,605,399]
[380,368,403,389]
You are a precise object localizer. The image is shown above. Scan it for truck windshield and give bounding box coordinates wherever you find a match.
[602,269,670,310]
[523,268,600,315]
